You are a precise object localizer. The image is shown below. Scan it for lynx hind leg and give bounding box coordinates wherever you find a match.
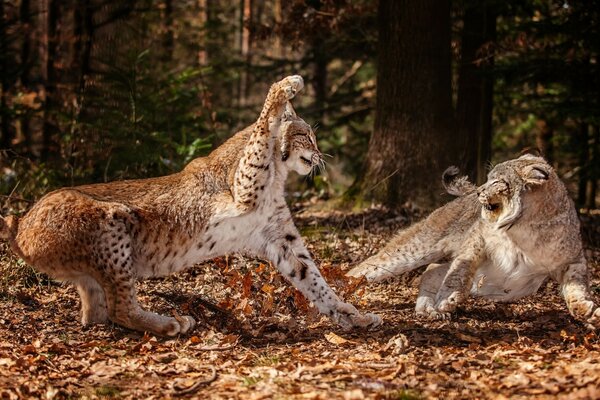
[415,263,450,319]
[74,275,109,325]
[557,261,600,329]
[95,208,195,336]
[347,224,447,282]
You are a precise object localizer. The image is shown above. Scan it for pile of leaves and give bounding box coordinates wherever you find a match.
[0,205,599,399]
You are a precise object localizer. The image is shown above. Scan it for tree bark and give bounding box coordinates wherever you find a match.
[41,0,59,162]
[0,0,14,150]
[588,124,599,209]
[19,0,32,151]
[161,0,174,63]
[456,2,496,184]
[576,122,589,207]
[356,0,457,208]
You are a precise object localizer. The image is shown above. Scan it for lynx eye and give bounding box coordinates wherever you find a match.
[300,156,312,166]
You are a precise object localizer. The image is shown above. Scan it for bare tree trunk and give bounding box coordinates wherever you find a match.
[577,122,589,207]
[40,0,59,162]
[0,0,14,150]
[456,2,496,184]
[19,0,32,152]
[161,0,174,63]
[355,0,457,208]
[238,0,251,107]
[197,0,208,66]
[535,119,554,165]
[588,124,599,208]
[312,40,327,120]
[273,0,282,60]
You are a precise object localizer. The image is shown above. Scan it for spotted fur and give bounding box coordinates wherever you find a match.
[1,75,381,336]
[348,155,600,329]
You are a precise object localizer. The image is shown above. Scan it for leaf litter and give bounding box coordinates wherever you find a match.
[0,204,599,399]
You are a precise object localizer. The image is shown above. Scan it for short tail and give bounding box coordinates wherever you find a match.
[442,166,476,197]
[0,215,18,241]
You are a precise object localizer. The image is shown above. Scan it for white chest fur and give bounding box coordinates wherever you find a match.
[471,227,547,301]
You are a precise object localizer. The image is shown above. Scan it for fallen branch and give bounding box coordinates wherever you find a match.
[171,366,217,396]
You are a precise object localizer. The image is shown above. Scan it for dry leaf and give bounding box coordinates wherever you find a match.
[324,332,354,346]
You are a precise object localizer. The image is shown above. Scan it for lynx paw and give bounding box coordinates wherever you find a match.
[272,75,304,103]
[281,75,304,99]
[332,302,382,330]
[436,291,462,313]
[587,307,600,330]
[417,308,451,321]
[164,315,196,337]
[415,299,447,320]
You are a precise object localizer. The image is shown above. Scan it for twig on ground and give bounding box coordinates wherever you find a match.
[171,366,217,396]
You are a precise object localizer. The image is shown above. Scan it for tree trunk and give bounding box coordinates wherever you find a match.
[312,40,328,120]
[238,0,251,107]
[197,0,208,66]
[19,0,32,152]
[161,0,174,63]
[535,119,554,165]
[41,0,59,162]
[576,122,589,207]
[355,0,457,208]
[456,2,496,184]
[588,124,599,209]
[0,0,14,150]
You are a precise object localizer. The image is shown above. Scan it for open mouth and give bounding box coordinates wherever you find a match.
[300,156,312,166]
[484,203,500,212]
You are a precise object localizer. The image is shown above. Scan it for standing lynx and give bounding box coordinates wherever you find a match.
[1,75,381,336]
[349,154,600,329]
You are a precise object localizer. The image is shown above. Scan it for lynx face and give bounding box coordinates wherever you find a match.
[478,154,552,229]
[279,105,323,175]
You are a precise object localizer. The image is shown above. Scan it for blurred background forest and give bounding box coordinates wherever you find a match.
[0,0,598,212]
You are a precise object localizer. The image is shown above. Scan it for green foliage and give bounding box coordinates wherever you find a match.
[80,49,214,180]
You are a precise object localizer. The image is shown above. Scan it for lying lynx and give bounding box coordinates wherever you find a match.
[0,75,381,336]
[349,154,600,328]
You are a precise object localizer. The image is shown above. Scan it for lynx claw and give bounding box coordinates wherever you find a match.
[420,309,451,321]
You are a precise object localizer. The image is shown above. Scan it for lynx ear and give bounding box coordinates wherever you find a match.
[282,102,297,120]
[524,164,551,185]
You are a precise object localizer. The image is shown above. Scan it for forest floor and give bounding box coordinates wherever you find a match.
[1,203,599,399]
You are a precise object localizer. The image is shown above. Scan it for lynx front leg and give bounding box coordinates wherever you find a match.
[260,224,381,329]
[555,260,600,329]
[434,231,485,315]
[415,263,449,319]
[233,75,304,212]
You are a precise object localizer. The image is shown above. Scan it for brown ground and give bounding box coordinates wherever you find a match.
[1,205,599,399]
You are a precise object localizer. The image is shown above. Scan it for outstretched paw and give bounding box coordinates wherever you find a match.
[271,75,304,104]
[332,302,383,330]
